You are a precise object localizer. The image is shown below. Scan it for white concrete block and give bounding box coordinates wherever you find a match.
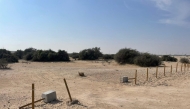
[42,90,57,103]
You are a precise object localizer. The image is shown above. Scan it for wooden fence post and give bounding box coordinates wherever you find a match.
[181,64,182,72]
[156,66,158,78]
[32,83,34,109]
[176,63,178,72]
[135,70,137,85]
[64,78,72,102]
[147,68,148,81]
[184,63,186,71]
[171,65,172,75]
[164,65,165,76]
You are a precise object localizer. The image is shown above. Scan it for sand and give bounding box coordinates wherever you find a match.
[0,56,190,109]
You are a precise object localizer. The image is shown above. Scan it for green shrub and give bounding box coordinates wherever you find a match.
[102,54,114,60]
[79,47,103,60]
[161,55,177,62]
[114,48,140,64]
[24,52,34,61]
[23,47,36,55]
[180,58,189,63]
[14,50,24,59]
[134,53,161,67]
[69,52,79,60]
[31,49,69,62]
[0,49,18,62]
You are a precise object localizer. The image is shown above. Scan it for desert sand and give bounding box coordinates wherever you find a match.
[0,56,190,109]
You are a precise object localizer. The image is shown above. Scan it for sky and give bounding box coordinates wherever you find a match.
[0,0,190,54]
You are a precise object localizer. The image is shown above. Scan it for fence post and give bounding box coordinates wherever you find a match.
[156,66,158,78]
[135,70,137,85]
[32,83,34,109]
[188,64,189,71]
[164,65,165,76]
[64,78,72,102]
[147,68,148,81]
[171,65,172,75]
[181,64,182,72]
[176,63,178,72]
[184,63,186,71]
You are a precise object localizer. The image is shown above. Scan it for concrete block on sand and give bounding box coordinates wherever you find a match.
[122,76,128,83]
[42,90,57,103]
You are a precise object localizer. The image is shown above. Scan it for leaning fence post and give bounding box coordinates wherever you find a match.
[64,78,72,102]
[32,83,34,109]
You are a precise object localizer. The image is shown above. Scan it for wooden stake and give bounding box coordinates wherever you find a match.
[135,70,137,85]
[156,66,158,78]
[187,64,189,71]
[32,83,34,109]
[64,78,72,102]
[184,63,186,71]
[176,63,178,72]
[171,65,172,74]
[147,68,148,81]
[164,65,165,76]
[181,64,182,72]
[19,98,44,109]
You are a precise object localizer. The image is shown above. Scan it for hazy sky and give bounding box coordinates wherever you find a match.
[0,0,190,54]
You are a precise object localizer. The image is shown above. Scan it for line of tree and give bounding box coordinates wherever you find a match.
[14,48,70,62]
[161,55,178,62]
[114,48,161,67]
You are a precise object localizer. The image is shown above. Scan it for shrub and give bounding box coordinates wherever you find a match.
[79,47,103,60]
[56,50,70,61]
[23,47,36,55]
[114,48,140,64]
[102,54,114,60]
[161,55,177,62]
[69,52,79,60]
[134,53,161,67]
[24,52,34,61]
[0,49,18,62]
[31,49,69,62]
[0,59,9,69]
[180,58,189,63]
[14,50,24,59]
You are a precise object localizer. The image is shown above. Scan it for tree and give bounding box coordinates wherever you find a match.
[79,47,103,60]
[114,48,140,64]
[14,50,24,59]
[0,49,18,62]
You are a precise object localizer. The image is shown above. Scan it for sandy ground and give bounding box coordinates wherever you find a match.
[0,56,190,109]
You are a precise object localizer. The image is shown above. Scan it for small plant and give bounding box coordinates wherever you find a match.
[134,53,161,67]
[180,58,189,63]
[161,55,177,62]
[0,59,10,69]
